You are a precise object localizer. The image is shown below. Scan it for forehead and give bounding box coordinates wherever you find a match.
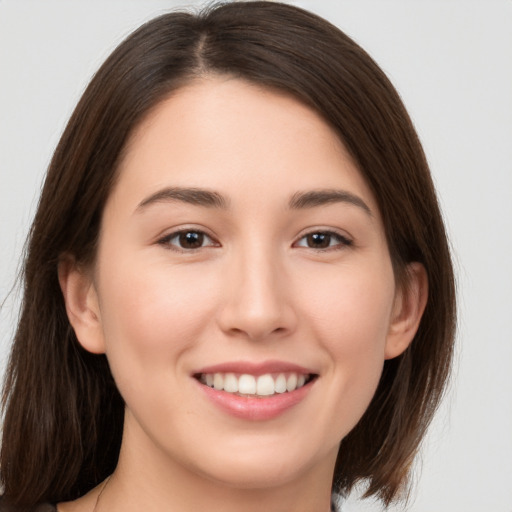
[112,77,378,214]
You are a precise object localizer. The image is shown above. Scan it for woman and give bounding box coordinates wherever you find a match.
[0,2,455,511]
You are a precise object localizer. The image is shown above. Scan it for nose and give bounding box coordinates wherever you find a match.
[217,247,297,342]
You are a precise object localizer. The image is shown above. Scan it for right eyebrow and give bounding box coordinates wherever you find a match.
[135,187,230,212]
[288,188,373,217]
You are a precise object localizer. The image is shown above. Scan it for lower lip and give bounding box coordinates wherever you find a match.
[196,379,314,421]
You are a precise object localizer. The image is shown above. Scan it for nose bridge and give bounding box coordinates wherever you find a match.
[218,237,294,341]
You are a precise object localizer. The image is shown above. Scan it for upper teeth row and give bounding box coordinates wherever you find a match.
[200,372,308,396]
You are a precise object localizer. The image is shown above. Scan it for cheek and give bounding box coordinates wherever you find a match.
[300,256,395,346]
[95,253,219,385]
[298,259,395,430]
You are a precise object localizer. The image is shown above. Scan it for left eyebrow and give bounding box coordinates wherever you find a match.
[135,186,230,212]
[288,189,373,217]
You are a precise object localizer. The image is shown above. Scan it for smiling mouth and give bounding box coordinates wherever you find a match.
[195,372,317,398]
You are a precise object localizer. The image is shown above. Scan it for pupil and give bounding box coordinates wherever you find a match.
[308,233,330,248]
[180,231,203,248]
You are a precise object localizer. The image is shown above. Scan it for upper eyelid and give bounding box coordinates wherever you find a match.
[292,229,354,250]
[294,227,353,241]
[158,228,219,248]
[158,225,217,240]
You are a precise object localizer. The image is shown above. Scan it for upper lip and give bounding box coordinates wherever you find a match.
[193,360,316,376]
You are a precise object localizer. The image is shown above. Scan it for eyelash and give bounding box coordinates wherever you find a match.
[293,230,353,251]
[157,229,353,252]
[157,229,219,252]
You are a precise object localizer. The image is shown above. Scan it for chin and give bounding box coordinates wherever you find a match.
[189,439,338,492]
[200,461,310,491]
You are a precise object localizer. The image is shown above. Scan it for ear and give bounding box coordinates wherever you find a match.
[385,262,428,360]
[58,255,106,354]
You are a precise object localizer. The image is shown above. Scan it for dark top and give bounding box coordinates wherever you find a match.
[0,502,56,512]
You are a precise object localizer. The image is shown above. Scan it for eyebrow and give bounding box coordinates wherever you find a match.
[136,187,229,211]
[289,189,373,216]
[136,186,372,217]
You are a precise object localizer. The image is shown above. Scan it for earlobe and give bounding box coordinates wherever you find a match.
[385,262,428,360]
[58,256,106,354]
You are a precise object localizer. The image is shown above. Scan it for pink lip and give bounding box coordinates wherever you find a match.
[194,360,314,376]
[192,360,317,421]
[197,382,313,421]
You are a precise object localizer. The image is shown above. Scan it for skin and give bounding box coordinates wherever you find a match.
[58,77,427,512]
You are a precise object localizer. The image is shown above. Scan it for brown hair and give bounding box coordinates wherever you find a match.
[1,1,455,508]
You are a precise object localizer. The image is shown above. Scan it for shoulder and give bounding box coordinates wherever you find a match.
[0,499,56,512]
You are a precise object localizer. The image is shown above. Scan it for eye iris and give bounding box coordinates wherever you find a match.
[179,231,203,248]
[307,233,330,248]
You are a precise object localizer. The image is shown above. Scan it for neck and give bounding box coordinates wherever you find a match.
[101,472,334,512]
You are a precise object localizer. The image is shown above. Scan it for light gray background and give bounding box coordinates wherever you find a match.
[1,1,511,511]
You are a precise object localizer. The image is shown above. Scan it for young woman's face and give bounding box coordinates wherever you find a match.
[79,78,412,489]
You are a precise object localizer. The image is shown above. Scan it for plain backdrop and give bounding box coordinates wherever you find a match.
[1,1,511,511]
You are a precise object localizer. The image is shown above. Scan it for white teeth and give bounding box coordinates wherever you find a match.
[275,373,287,393]
[201,371,311,396]
[213,373,224,390]
[223,373,238,393]
[256,374,275,396]
[238,374,256,394]
[286,373,297,392]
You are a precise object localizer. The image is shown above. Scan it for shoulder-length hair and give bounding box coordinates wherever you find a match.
[1,1,455,507]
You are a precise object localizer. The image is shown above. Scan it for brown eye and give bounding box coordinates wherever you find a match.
[179,231,204,249]
[295,231,353,250]
[159,230,217,251]
[306,233,331,248]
